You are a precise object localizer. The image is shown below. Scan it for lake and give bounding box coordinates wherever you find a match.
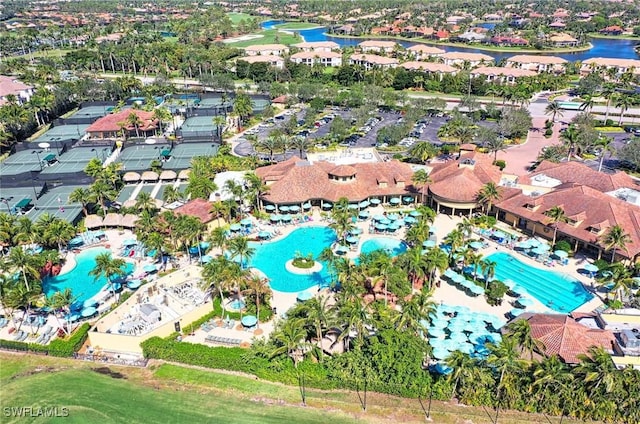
[262,20,639,62]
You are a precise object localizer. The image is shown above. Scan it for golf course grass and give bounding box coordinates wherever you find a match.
[275,22,321,30]
[227,12,255,25]
[227,30,302,47]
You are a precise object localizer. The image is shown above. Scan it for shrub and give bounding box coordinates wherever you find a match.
[554,240,572,253]
[292,257,315,269]
[544,128,553,137]
[493,159,506,170]
[0,323,90,357]
[544,119,553,129]
[485,281,508,306]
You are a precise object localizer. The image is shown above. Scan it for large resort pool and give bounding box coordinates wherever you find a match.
[486,252,593,312]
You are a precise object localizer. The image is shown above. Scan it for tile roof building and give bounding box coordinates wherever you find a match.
[513,313,616,364]
[292,41,340,52]
[86,109,158,140]
[243,44,289,57]
[440,52,494,68]
[0,75,34,105]
[174,198,214,224]
[406,45,445,60]
[400,62,457,78]
[238,55,285,69]
[494,161,640,261]
[470,66,537,84]
[358,40,397,53]
[349,54,398,70]
[505,55,568,73]
[290,51,342,67]
[581,57,640,77]
[254,156,418,206]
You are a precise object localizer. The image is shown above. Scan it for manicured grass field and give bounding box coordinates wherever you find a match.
[275,22,320,30]
[227,30,302,47]
[227,12,254,24]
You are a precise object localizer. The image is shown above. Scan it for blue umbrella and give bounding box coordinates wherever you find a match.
[428,328,447,338]
[431,348,450,360]
[66,313,80,322]
[302,202,312,209]
[143,264,157,273]
[230,223,241,231]
[510,308,525,318]
[448,332,468,344]
[409,210,421,217]
[270,214,281,221]
[350,228,363,235]
[241,315,257,327]
[429,226,437,233]
[335,245,349,254]
[554,250,569,258]
[492,231,507,239]
[584,263,599,273]
[322,203,333,209]
[430,319,448,330]
[457,342,475,355]
[536,243,551,252]
[265,204,276,211]
[451,273,465,283]
[404,216,416,224]
[469,241,484,250]
[389,197,401,204]
[387,213,399,221]
[201,255,213,264]
[127,279,142,289]
[419,319,430,328]
[528,239,541,247]
[279,206,290,212]
[373,215,386,221]
[433,362,453,375]
[511,285,528,296]
[516,240,532,249]
[240,218,252,226]
[403,196,414,203]
[199,241,210,249]
[122,239,137,246]
[423,240,436,248]
[378,218,391,225]
[370,198,381,205]
[281,215,292,221]
[83,299,98,309]
[359,200,370,208]
[296,291,313,302]
[375,223,388,231]
[258,231,271,239]
[516,297,534,308]
[502,279,516,289]
[346,236,359,244]
[81,306,97,318]
[359,210,370,218]
[289,205,300,212]
[348,204,359,210]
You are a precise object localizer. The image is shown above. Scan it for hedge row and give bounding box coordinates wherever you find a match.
[0,323,91,357]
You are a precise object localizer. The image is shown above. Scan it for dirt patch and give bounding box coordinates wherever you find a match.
[10,366,62,380]
[92,367,127,379]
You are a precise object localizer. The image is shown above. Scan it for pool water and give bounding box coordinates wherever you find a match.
[249,226,336,293]
[360,237,408,257]
[44,247,134,304]
[486,252,593,312]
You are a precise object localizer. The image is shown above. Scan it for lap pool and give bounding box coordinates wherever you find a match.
[485,252,593,312]
[44,247,134,304]
[249,226,336,293]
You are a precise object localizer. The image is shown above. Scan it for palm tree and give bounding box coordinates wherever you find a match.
[395,288,436,334]
[232,92,253,125]
[615,95,633,126]
[594,135,615,173]
[410,141,439,163]
[241,275,270,327]
[201,256,246,316]
[372,252,394,305]
[212,115,226,141]
[288,136,313,159]
[398,246,427,289]
[134,191,157,213]
[422,248,448,290]
[48,287,77,335]
[6,247,40,291]
[580,94,595,113]
[303,296,334,353]
[89,252,127,297]
[545,206,568,247]
[271,318,307,368]
[162,185,183,204]
[531,355,574,416]
[600,225,632,263]
[68,187,94,217]
[486,337,527,410]
[601,83,616,123]
[506,319,543,360]
[227,236,255,269]
[597,263,635,303]
[544,102,563,123]
[445,350,478,399]
[476,182,501,216]
[42,219,75,252]
[477,127,505,162]
[411,169,431,205]
[126,111,143,138]
[152,107,172,135]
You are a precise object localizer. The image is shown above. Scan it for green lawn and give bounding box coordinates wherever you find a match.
[9,48,72,59]
[227,30,302,47]
[275,22,320,30]
[227,12,254,24]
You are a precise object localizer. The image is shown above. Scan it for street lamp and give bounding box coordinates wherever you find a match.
[32,150,43,171]
[0,196,13,214]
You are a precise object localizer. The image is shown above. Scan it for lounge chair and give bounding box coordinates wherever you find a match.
[0,318,7,328]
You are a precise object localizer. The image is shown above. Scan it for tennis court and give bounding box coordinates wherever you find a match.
[69,106,112,120]
[0,150,46,177]
[0,187,39,213]
[40,147,112,175]
[32,124,89,144]
[138,184,155,196]
[196,97,232,108]
[29,185,85,223]
[163,143,219,170]
[118,144,170,171]
[117,185,137,203]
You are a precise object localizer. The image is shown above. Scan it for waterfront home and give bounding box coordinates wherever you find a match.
[292,41,340,52]
[470,66,536,84]
[548,33,579,47]
[440,52,493,68]
[244,44,289,57]
[600,25,624,35]
[489,35,529,46]
[0,75,34,105]
[580,57,640,78]
[238,55,285,69]
[400,62,457,79]
[290,51,342,67]
[358,40,397,54]
[349,54,398,70]
[334,24,355,34]
[86,109,158,140]
[406,44,445,60]
[505,55,568,73]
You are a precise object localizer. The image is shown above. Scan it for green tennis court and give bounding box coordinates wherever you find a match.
[196,97,232,108]
[139,184,155,196]
[0,188,39,212]
[69,106,112,120]
[117,185,137,203]
[119,144,170,171]
[1,150,45,177]
[39,147,112,175]
[29,185,85,223]
[181,116,217,130]
[163,143,219,170]
[32,124,89,144]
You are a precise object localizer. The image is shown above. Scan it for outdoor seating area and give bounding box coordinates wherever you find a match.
[442,269,486,296]
[169,280,205,305]
[475,227,567,267]
[204,334,242,346]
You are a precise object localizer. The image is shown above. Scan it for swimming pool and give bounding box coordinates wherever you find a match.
[249,226,336,293]
[485,252,593,312]
[360,237,408,257]
[44,247,134,304]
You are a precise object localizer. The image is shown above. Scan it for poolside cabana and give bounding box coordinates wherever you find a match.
[159,170,177,181]
[121,214,139,229]
[103,213,122,227]
[123,172,141,183]
[141,171,159,182]
[178,169,190,180]
[85,214,103,229]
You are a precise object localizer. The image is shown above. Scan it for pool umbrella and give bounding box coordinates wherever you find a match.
[189,246,200,255]
[346,236,359,244]
[516,240,532,249]
[279,205,290,213]
[81,306,97,318]
[241,315,258,327]
[143,264,157,273]
[554,250,569,259]
[584,263,599,273]
[230,223,241,231]
[322,203,333,209]
[419,319,430,329]
[302,202,312,210]
[387,213,399,221]
[348,204,359,210]
[373,215,386,221]
[389,197,401,205]
[448,321,467,333]
[457,342,475,355]
[516,297,534,308]
[433,363,453,375]
[430,320,448,330]
[484,333,502,345]
[510,308,525,318]
[335,245,349,254]
[370,198,381,205]
[378,218,391,225]
[528,239,541,247]
[404,216,416,224]
[388,222,401,230]
[127,279,142,289]
[66,313,80,322]
[375,223,388,231]
[359,210,370,218]
[122,239,137,246]
[279,214,291,222]
[536,243,551,252]
[492,231,507,239]
[469,285,485,295]
[443,268,456,278]
[265,204,276,211]
[289,205,300,212]
[531,247,547,255]
[428,328,447,338]
[438,303,457,314]
[296,291,313,302]
[409,210,421,217]
[83,299,98,309]
[258,231,271,239]
[358,200,370,208]
[403,196,414,203]
[240,218,252,226]
[510,285,528,297]
[200,255,213,264]
[422,240,436,248]
[448,332,468,344]
[199,241,210,250]
[451,273,465,284]
[429,226,437,233]
[468,241,484,250]
[431,348,450,360]
[502,279,516,289]
[270,214,281,221]
[350,228,363,235]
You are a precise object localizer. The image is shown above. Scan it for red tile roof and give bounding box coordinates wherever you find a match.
[174,198,213,223]
[522,161,637,193]
[520,313,616,364]
[86,109,158,133]
[255,156,417,203]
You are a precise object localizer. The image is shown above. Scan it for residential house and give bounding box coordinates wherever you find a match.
[505,55,568,73]
[470,66,536,84]
[86,109,158,140]
[0,75,34,105]
[457,31,487,43]
[400,62,457,79]
[432,29,450,41]
[580,57,640,77]
[95,33,124,43]
[490,35,529,46]
[549,33,579,47]
[446,15,469,25]
[292,41,340,52]
[548,21,566,29]
[358,40,397,54]
[440,52,494,68]
[349,54,398,70]
[334,24,355,34]
[238,55,285,69]
[244,44,289,57]
[290,51,342,67]
[600,25,624,35]
[406,44,445,60]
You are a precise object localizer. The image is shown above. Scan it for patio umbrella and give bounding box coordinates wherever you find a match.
[359,200,370,208]
[279,205,290,213]
[388,222,401,230]
[143,264,157,273]
[428,328,447,338]
[484,333,503,344]
[375,223,388,231]
[289,205,300,212]
[281,215,292,222]
[82,299,98,309]
[258,231,271,239]
[81,306,97,318]
[373,215,386,221]
[451,273,465,284]
[536,243,551,251]
[438,303,457,314]
[531,246,547,255]
[350,228,363,235]
[122,239,137,246]
[200,255,213,264]
[240,218,252,226]
[389,197,401,205]
[199,241,210,250]
[516,297,534,308]
[429,226,437,233]
[66,313,80,322]
[528,239,541,247]
[433,363,453,375]
[346,236,359,244]
[469,285,485,295]
[378,218,391,225]
[370,198,381,205]
[265,204,276,211]
[359,210,370,218]
[502,279,516,289]
[322,203,333,209]
[230,223,241,231]
[404,216,416,224]
[516,240,532,249]
[431,348,450,360]
[447,332,468,344]
[457,342,475,355]
[584,263,599,273]
[387,213,399,221]
[127,279,142,289]
[403,196,414,203]
[492,231,507,239]
[302,202,312,210]
[430,319,448,330]
[270,214,281,221]
[423,240,436,248]
[335,245,349,254]
[419,319,430,329]
[241,315,257,327]
[554,250,569,259]
[296,291,313,302]
[510,308,525,318]
[348,204,359,210]
[409,210,421,217]
[469,241,484,250]
[511,285,528,297]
